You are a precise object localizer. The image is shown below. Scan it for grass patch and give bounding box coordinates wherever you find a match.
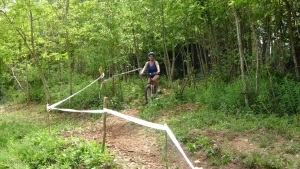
[139,91,300,168]
[0,104,117,169]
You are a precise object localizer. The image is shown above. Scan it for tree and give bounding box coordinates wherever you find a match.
[1,1,51,103]
[283,0,299,78]
[232,5,249,107]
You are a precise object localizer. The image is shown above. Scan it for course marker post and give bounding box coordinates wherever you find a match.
[165,131,168,169]
[47,103,51,134]
[102,97,107,153]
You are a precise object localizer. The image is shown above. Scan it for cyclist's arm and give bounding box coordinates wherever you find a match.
[140,62,148,75]
[156,61,160,74]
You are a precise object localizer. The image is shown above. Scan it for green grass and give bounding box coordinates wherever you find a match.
[2,75,300,168]
[0,104,117,169]
[139,88,300,168]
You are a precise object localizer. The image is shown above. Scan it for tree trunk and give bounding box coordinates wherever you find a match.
[130,4,141,69]
[169,44,177,89]
[283,0,299,78]
[66,30,72,108]
[25,56,29,101]
[196,41,206,79]
[248,11,260,94]
[29,9,51,104]
[233,6,249,108]
[133,27,141,69]
[65,0,72,108]
[160,0,174,88]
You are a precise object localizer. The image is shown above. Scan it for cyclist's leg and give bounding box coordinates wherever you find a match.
[145,85,151,103]
[152,75,160,92]
[152,75,160,86]
[145,78,152,103]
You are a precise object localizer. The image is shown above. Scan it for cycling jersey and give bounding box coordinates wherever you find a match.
[147,61,157,78]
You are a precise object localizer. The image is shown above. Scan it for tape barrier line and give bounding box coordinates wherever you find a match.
[104,108,165,131]
[46,107,202,169]
[165,124,203,169]
[48,68,141,110]
[46,68,203,169]
[47,73,105,110]
[99,68,141,98]
[50,107,106,114]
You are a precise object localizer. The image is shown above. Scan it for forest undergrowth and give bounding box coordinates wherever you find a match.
[1,75,300,168]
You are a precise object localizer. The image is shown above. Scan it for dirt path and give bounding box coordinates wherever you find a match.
[63,107,299,169]
[62,109,195,169]
[4,103,299,168]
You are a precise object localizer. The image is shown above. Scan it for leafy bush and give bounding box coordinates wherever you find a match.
[253,76,300,115]
[1,130,117,169]
[192,77,245,112]
[181,74,300,115]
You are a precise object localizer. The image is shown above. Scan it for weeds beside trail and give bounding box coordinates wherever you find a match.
[0,103,117,169]
[138,88,300,169]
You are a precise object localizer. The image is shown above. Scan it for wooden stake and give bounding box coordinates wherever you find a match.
[47,103,51,134]
[102,97,107,153]
[165,131,168,169]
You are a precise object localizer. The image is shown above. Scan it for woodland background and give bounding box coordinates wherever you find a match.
[1,0,300,115]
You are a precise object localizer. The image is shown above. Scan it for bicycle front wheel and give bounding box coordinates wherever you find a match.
[145,86,151,103]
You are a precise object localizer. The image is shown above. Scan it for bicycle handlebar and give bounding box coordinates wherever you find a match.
[141,72,159,76]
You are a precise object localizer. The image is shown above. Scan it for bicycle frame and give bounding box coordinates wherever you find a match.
[145,73,156,103]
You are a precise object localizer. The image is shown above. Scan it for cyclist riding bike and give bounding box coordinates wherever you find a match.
[139,52,161,93]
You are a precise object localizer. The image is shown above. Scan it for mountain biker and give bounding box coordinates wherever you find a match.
[140,52,160,92]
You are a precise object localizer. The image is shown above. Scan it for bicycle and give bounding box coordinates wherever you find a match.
[144,72,158,104]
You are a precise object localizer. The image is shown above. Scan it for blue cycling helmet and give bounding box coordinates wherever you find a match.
[147,52,155,57]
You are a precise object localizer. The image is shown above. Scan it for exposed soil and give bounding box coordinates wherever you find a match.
[2,103,299,169]
[59,106,247,169]
[60,106,300,169]
[61,109,192,169]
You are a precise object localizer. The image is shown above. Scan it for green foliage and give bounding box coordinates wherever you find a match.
[240,152,287,169]
[183,75,300,115]
[186,135,212,155]
[282,140,299,155]
[0,109,117,169]
[0,121,38,148]
[193,77,245,111]
[253,76,300,115]
[98,76,145,110]
[139,92,182,121]
[1,130,117,169]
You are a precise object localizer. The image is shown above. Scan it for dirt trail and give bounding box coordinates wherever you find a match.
[62,109,195,169]
[3,103,299,168]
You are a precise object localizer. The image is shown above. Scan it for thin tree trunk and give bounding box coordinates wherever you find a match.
[133,27,141,69]
[169,44,177,90]
[161,0,174,88]
[196,41,206,79]
[283,0,299,78]
[26,56,29,101]
[29,10,51,104]
[248,11,260,94]
[10,65,24,93]
[65,0,72,108]
[233,6,249,107]
[130,3,141,69]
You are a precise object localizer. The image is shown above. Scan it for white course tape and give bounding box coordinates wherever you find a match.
[104,108,165,131]
[47,73,105,110]
[165,124,203,169]
[99,68,141,97]
[50,107,106,114]
[47,68,203,169]
[47,107,202,168]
